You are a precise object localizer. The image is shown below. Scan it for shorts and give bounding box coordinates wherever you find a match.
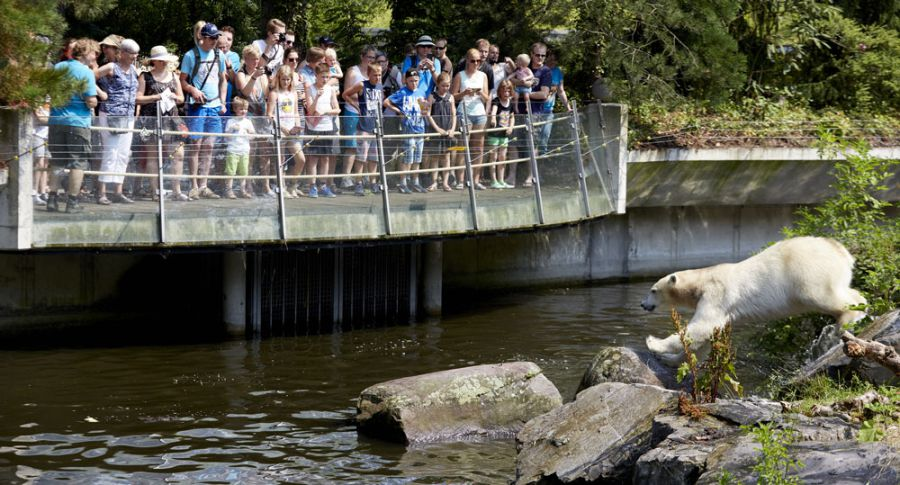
[427,131,457,153]
[487,136,509,147]
[225,152,250,176]
[48,124,91,170]
[185,105,224,140]
[459,112,486,128]
[31,134,49,159]
[404,137,424,165]
[306,129,336,155]
[341,109,359,148]
[355,130,376,161]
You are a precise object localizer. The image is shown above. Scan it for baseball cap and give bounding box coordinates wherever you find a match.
[318,36,337,47]
[200,23,220,38]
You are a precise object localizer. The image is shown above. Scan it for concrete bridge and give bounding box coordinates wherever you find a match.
[0,104,897,337]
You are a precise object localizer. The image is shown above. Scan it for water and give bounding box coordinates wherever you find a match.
[0,283,693,484]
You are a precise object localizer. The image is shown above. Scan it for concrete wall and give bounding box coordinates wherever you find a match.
[0,109,32,249]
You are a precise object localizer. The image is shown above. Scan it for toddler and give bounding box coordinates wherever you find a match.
[512,53,534,106]
[223,97,256,199]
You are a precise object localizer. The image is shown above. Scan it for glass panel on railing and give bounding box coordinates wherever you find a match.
[579,104,616,217]
[529,109,590,225]
[34,115,159,247]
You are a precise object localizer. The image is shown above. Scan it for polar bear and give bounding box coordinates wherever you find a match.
[642,237,867,365]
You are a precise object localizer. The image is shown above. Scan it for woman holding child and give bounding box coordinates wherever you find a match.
[450,48,489,190]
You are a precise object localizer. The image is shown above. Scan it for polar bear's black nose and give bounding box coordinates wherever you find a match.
[641,302,655,312]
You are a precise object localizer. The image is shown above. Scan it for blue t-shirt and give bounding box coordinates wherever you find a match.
[388,87,425,134]
[543,66,564,112]
[223,50,241,113]
[49,59,97,129]
[358,80,383,133]
[400,55,441,98]
[517,64,552,115]
[180,46,227,108]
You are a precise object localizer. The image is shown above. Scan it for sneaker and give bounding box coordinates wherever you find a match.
[170,192,190,202]
[308,186,318,198]
[354,182,365,196]
[491,180,504,189]
[412,183,427,193]
[454,182,465,190]
[341,177,355,188]
[39,193,48,202]
[188,187,200,200]
[331,184,343,195]
[46,193,59,212]
[199,187,221,199]
[370,183,382,194]
[475,182,487,190]
[320,185,337,198]
[33,194,47,206]
[65,195,84,214]
[502,181,514,189]
[398,184,412,194]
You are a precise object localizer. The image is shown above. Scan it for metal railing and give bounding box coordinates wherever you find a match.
[29,101,616,246]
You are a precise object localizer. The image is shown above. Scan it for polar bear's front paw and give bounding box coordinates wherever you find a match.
[646,335,685,367]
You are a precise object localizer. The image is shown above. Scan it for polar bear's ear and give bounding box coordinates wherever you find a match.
[668,274,677,285]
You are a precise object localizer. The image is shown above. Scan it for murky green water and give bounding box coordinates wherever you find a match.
[0,283,721,484]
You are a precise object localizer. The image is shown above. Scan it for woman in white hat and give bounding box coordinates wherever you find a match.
[135,45,187,201]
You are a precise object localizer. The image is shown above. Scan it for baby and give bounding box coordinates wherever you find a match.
[512,53,535,106]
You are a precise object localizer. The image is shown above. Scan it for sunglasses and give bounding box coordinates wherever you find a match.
[286,57,299,62]
[533,53,547,58]
[469,59,482,64]
[435,46,446,50]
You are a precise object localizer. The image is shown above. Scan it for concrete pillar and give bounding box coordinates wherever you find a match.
[0,110,33,249]
[421,241,442,316]
[223,251,247,336]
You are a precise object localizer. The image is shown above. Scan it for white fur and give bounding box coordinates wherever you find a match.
[642,237,867,365]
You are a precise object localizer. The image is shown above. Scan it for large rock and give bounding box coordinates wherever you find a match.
[577,346,678,395]
[355,362,562,443]
[697,396,782,426]
[633,414,735,485]
[515,382,679,484]
[698,435,900,485]
[794,310,900,385]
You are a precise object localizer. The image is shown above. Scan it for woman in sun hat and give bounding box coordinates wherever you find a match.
[135,45,188,201]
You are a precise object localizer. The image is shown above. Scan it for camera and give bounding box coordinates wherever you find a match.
[276,32,286,44]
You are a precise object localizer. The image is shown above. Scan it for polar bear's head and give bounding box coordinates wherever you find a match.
[640,272,702,312]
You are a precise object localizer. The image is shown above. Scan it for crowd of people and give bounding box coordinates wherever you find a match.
[38,19,570,213]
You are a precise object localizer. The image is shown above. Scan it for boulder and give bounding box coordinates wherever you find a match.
[355,362,562,444]
[515,382,679,484]
[577,346,678,395]
[794,310,900,385]
[633,414,735,485]
[697,396,782,426]
[698,435,900,485]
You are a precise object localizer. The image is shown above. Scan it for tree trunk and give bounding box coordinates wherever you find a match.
[841,331,900,376]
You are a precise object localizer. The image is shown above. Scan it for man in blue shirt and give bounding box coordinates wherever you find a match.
[384,68,427,193]
[400,35,441,98]
[47,38,99,213]
[180,22,228,199]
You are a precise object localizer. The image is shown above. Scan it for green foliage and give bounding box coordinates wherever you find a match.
[672,309,743,409]
[784,135,899,315]
[745,422,804,485]
[0,0,78,107]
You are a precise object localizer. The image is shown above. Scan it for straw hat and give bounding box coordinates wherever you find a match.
[147,45,178,64]
[100,34,123,48]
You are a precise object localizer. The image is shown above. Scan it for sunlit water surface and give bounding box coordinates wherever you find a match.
[0,283,764,484]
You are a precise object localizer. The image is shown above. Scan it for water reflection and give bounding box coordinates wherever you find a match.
[1,283,683,483]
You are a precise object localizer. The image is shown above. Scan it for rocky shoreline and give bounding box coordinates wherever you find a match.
[355,311,900,484]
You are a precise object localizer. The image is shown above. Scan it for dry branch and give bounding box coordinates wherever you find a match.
[841,331,900,376]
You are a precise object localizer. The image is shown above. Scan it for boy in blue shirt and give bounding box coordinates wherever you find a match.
[384,68,427,193]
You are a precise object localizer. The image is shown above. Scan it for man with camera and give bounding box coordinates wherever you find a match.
[252,18,287,76]
[180,22,228,199]
[400,35,441,97]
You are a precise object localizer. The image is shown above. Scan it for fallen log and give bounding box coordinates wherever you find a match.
[841,331,900,376]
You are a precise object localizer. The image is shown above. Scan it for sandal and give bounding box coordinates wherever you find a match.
[97,196,111,206]
[442,186,452,192]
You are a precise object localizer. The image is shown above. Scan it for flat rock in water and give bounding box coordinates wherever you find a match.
[795,310,900,385]
[698,435,900,485]
[577,346,677,395]
[515,382,678,484]
[355,361,562,444]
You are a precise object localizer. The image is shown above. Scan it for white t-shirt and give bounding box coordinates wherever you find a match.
[252,39,284,73]
[225,117,254,155]
[307,84,336,132]
[491,63,510,99]
[343,65,366,114]
[457,70,487,117]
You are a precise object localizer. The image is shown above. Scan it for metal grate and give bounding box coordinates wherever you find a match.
[252,245,415,337]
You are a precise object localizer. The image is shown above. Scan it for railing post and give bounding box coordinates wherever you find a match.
[155,105,167,243]
[459,109,479,231]
[273,109,288,241]
[524,100,545,224]
[570,101,591,218]
[374,98,393,235]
